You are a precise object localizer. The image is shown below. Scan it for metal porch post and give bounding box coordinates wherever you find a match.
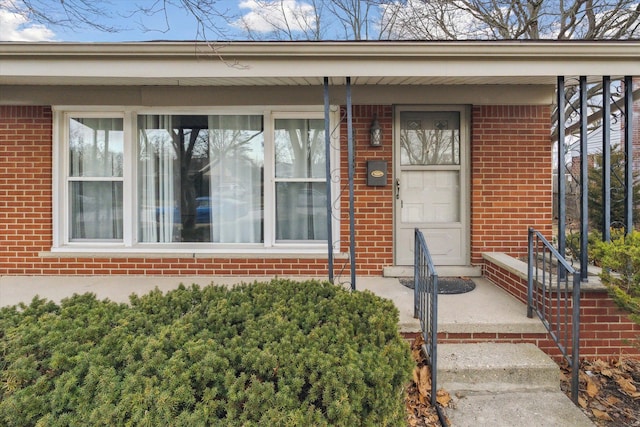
[579,76,589,282]
[323,77,334,283]
[624,76,634,235]
[346,77,356,290]
[557,76,567,262]
[602,76,611,241]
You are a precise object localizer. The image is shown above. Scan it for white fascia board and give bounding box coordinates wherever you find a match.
[1,41,639,82]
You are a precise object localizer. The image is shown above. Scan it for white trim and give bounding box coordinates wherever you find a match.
[58,111,127,245]
[263,109,275,248]
[52,109,62,248]
[123,111,135,247]
[52,105,340,254]
[270,110,332,246]
[3,41,640,83]
[54,105,327,114]
[41,249,349,259]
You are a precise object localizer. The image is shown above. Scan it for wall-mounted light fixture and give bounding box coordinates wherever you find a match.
[370,113,382,147]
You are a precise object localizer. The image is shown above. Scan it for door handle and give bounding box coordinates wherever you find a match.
[396,178,400,199]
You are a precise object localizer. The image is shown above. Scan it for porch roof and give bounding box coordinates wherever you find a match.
[0,40,639,87]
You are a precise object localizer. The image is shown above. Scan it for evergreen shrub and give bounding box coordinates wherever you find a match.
[593,231,640,329]
[0,279,412,426]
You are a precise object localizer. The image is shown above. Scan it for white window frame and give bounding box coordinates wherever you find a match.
[52,106,340,254]
[270,111,330,248]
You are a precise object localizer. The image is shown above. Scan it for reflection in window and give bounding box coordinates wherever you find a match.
[274,119,327,241]
[68,117,124,240]
[276,182,327,240]
[400,112,460,166]
[70,182,123,239]
[138,114,264,243]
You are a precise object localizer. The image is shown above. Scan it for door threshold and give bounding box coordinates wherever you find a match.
[383,265,482,278]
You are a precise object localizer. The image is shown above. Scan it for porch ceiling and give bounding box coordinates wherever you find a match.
[1,41,638,88]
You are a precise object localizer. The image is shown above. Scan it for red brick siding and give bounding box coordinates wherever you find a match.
[338,105,394,276]
[484,256,640,360]
[0,106,54,275]
[471,105,553,265]
[2,104,553,277]
[0,106,333,277]
[483,260,530,303]
[0,105,396,277]
[579,293,640,359]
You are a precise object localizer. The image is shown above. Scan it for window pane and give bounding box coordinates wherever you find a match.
[275,119,326,178]
[69,181,123,240]
[276,182,327,241]
[69,118,123,177]
[400,112,460,166]
[137,114,264,243]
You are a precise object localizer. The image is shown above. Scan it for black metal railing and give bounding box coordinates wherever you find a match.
[527,227,581,404]
[414,228,438,407]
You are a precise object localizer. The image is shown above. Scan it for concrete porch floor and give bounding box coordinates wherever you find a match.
[355,276,546,334]
[0,275,544,335]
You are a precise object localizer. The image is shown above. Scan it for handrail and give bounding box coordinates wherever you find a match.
[527,227,581,404]
[414,228,438,407]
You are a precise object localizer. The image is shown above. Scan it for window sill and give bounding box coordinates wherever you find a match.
[40,249,347,260]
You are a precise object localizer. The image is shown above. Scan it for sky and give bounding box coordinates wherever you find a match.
[0,0,316,42]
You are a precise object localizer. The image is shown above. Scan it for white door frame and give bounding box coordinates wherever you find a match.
[393,105,471,267]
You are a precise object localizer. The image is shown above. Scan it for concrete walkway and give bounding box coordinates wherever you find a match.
[0,275,425,328]
[0,275,541,334]
[0,275,277,308]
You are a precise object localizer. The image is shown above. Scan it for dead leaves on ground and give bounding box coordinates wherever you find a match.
[562,358,640,426]
[406,334,452,427]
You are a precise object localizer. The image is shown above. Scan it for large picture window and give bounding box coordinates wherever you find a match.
[57,108,336,252]
[138,114,264,244]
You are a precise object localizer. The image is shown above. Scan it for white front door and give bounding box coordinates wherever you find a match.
[394,107,469,266]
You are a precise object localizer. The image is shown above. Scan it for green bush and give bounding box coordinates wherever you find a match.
[0,279,412,426]
[594,231,640,327]
[564,229,604,263]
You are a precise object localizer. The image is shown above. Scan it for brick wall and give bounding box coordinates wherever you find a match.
[484,255,640,360]
[0,106,333,277]
[338,105,394,276]
[471,105,553,265]
[0,105,396,277]
[580,292,640,359]
[1,104,552,277]
[0,106,54,274]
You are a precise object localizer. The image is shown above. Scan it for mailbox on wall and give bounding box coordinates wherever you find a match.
[367,160,388,186]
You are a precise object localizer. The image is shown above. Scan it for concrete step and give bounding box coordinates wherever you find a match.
[437,342,560,394]
[438,278,547,335]
[382,265,482,278]
[444,390,595,427]
[438,342,595,426]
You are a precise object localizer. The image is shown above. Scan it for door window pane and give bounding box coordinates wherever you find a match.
[400,111,460,166]
[69,181,123,240]
[137,114,264,243]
